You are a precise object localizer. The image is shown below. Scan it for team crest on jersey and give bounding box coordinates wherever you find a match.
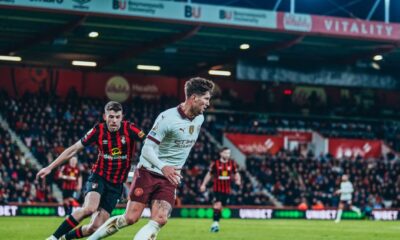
[227,166,231,170]
[189,125,194,134]
[102,140,108,144]
[121,136,126,144]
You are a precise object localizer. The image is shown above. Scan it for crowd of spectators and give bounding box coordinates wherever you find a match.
[0,126,56,204]
[247,150,400,210]
[0,89,399,210]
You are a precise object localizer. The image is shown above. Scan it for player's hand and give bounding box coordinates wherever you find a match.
[161,166,182,185]
[235,179,241,186]
[36,167,51,180]
[200,185,206,192]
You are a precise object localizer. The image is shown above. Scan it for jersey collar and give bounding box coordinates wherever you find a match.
[177,105,195,121]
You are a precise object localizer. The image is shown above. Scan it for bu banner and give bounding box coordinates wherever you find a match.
[328,138,382,158]
[225,133,284,155]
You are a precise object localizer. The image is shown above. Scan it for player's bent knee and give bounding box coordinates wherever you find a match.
[82,206,97,216]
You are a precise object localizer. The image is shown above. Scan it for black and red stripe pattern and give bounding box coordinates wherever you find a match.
[211,159,238,194]
[81,121,144,184]
[60,165,80,190]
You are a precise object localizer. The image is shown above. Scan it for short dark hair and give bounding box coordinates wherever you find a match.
[219,147,230,153]
[104,101,123,113]
[184,77,214,99]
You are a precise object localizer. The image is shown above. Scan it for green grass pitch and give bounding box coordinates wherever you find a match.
[0,217,399,240]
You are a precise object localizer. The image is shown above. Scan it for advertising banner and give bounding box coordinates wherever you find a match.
[0,0,277,30]
[328,138,382,158]
[2,1,400,42]
[279,131,312,142]
[277,12,400,41]
[2,205,397,220]
[225,133,284,155]
[311,14,400,41]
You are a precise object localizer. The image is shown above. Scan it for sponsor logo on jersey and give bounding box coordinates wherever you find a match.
[111,147,122,156]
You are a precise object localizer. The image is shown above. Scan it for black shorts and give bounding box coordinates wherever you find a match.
[213,192,231,205]
[340,200,352,206]
[84,174,123,214]
[62,190,74,199]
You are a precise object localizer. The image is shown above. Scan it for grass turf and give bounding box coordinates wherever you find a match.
[0,217,399,240]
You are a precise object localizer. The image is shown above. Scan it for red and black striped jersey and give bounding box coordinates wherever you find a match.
[60,165,80,191]
[81,121,145,184]
[210,159,238,194]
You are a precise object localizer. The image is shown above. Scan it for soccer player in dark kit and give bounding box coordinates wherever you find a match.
[59,156,81,215]
[36,101,145,240]
[200,147,241,232]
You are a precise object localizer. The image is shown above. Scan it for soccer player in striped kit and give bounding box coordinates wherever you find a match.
[87,77,214,240]
[59,156,81,215]
[200,147,241,232]
[36,101,145,240]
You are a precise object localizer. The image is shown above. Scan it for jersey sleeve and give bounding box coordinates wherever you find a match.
[80,124,99,147]
[128,122,146,141]
[147,113,169,145]
[209,162,216,174]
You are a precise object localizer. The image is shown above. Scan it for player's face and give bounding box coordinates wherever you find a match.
[69,157,77,167]
[220,149,231,161]
[192,91,211,116]
[104,110,123,132]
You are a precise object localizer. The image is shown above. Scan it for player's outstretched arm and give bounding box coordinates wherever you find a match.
[36,141,84,180]
[234,172,241,186]
[200,171,212,192]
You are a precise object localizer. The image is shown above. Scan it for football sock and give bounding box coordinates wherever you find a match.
[335,209,343,222]
[213,209,221,222]
[133,220,161,240]
[53,215,79,238]
[87,215,128,240]
[351,206,361,215]
[65,226,83,239]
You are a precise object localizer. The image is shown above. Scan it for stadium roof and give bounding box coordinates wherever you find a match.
[0,1,400,77]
